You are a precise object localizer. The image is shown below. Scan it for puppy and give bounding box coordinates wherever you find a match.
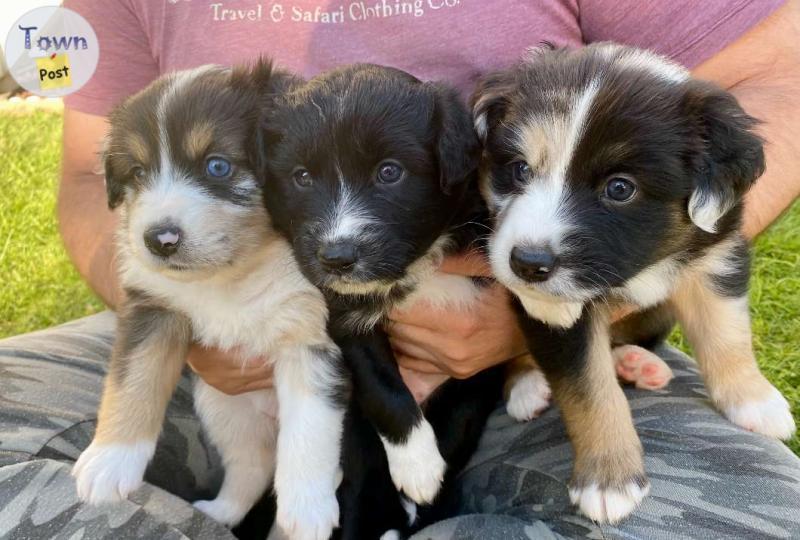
[472,43,796,523]
[253,64,543,538]
[71,61,348,540]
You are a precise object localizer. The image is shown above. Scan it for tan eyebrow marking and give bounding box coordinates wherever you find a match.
[183,121,214,161]
[125,132,151,165]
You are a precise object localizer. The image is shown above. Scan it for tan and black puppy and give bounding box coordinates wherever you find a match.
[72,62,348,540]
[473,43,796,523]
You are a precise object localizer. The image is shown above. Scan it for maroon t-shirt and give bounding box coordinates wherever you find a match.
[64,0,782,115]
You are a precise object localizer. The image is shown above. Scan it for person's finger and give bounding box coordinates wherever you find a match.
[388,304,434,326]
[387,322,443,349]
[611,303,638,322]
[238,377,274,394]
[387,304,454,329]
[399,367,450,403]
[394,355,447,375]
[391,338,438,364]
[439,252,493,277]
[236,361,272,376]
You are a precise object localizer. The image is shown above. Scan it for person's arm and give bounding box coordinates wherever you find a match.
[391,1,800,389]
[58,108,120,306]
[692,0,800,238]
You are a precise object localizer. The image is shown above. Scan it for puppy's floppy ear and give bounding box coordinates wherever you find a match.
[685,80,765,233]
[102,139,125,209]
[430,83,480,194]
[249,111,283,185]
[470,69,515,145]
[241,57,301,183]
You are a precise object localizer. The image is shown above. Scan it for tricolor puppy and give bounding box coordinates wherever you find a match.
[253,64,545,538]
[71,62,348,540]
[473,43,796,523]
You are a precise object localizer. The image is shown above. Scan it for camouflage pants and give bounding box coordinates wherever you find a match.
[1,312,799,540]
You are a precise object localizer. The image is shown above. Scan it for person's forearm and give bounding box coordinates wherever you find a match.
[728,72,800,238]
[57,171,122,308]
[693,0,800,238]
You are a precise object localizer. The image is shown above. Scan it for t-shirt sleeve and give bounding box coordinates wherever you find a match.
[578,0,785,68]
[63,0,159,116]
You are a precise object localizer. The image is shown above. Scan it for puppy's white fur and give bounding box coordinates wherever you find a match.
[381,420,447,504]
[569,481,650,524]
[74,69,344,540]
[483,47,795,525]
[724,386,795,440]
[73,441,155,504]
[506,368,551,422]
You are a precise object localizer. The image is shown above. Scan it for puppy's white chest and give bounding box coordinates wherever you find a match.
[400,272,483,311]
[125,243,328,358]
[186,268,326,356]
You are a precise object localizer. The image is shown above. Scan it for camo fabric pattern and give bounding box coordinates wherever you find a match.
[1,312,799,540]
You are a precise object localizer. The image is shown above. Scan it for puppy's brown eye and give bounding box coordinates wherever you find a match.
[511,162,530,184]
[131,166,145,180]
[605,176,637,202]
[292,168,312,188]
[377,161,404,184]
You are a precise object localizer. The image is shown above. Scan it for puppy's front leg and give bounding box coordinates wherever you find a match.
[335,328,447,505]
[671,241,795,439]
[516,302,648,524]
[73,295,190,503]
[273,344,347,540]
[504,354,551,422]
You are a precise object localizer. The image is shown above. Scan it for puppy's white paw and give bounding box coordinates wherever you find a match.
[382,420,446,504]
[613,345,673,390]
[569,480,650,524]
[506,369,551,422]
[724,386,796,440]
[193,498,249,528]
[276,485,339,540]
[72,440,155,504]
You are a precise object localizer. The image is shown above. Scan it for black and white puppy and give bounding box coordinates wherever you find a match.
[472,43,796,523]
[252,64,544,537]
[72,61,348,540]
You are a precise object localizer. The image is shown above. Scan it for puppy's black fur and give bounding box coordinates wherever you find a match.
[252,64,501,538]
[470,44,792,523]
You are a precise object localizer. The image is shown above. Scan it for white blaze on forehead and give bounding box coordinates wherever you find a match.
[156,65,221,173]
[592,43,689,84]
[131,173,212,232]
[324,182,376,243]
[491,80,600,269]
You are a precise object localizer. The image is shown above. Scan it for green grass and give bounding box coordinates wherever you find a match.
[0,110,798,454]
[0,111,103,337]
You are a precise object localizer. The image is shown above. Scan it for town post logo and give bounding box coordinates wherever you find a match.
[4,6,99,97]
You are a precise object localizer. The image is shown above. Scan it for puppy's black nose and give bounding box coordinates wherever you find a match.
[510,245,558,282]
[144,226,182,257]
[317,242,358,274]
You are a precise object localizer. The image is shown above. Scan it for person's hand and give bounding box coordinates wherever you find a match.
[388,252,527,383]
[399,367,450,404]
[186,344,273,395]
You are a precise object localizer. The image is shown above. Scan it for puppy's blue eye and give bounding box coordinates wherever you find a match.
[206,157,232,177]
[377,161,404,184]
[511,162,530,184]
[605,176,637,202]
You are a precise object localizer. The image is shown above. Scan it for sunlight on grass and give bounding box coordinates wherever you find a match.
[0,111,103,337]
